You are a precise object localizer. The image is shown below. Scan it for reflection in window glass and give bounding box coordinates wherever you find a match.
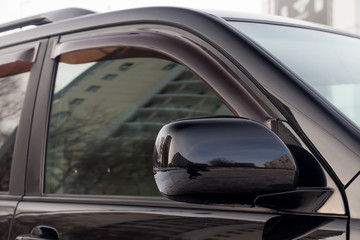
[70,98,84,105]
[46,49,232,195]
[162,64,176,71]
[86,86,101,92]
[230,22,360,126]
[119,63,133,71]
[102,74,117,80]
[0,73,29,191]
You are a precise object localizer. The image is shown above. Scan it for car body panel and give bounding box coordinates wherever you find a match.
[347,175,360,218]
[0,198,19,240]
[10,199,348,240]
[0,6,358,239]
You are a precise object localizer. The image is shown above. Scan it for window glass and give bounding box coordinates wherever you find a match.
[0,72,29,191]
[230,22,360,127]
[46,47,233,195]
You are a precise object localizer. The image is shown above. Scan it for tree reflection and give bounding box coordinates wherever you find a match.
[0,73,28,191]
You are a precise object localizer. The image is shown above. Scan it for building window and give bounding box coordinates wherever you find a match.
[70,98,84,105]
[102,74,117,80]
[162,64,176,70]
[119,63,133,71]
[52,111,69,119]
[86,86,101,92]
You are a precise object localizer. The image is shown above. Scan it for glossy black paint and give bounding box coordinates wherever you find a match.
[262,215,342,240]
[10,40,48,196]
[153,117,297,205]
[9,200,348,240]
[0,6,358,240]
[255,187,333,212]
[0,197,19,240]
[16,225,60,240]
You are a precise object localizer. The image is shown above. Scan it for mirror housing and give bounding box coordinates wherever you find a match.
[153,117,298,205]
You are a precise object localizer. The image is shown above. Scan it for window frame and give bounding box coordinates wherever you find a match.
[0,40,47,196]
[26,25,272,201]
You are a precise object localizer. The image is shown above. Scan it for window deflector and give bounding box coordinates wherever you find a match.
[52,31,271,126]
[0,44,38,77]
[52,33,142,59]
[52,32,193,63]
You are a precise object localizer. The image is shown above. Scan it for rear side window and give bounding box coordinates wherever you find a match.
[45,47,233,195]
[0,47,34,191]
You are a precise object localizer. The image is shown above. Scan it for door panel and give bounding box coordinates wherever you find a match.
[347,175,360,238]
[11,200,347,240]
[0,200,18,240]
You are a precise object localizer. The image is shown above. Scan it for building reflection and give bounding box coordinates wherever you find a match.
[46,54,232,195]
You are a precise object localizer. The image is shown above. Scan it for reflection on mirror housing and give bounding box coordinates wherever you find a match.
[153,117,298,205]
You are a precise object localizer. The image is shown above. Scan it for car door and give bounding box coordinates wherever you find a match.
[0,40,46,239]
[10,22,349,239]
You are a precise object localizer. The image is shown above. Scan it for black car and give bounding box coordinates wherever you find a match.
[0,7,359,240]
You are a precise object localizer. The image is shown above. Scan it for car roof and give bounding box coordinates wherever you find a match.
[0,6,354,49]
[208,9,321,26]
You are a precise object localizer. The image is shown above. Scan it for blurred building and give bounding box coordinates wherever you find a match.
[268,0,360,35]
[46,54,231,195]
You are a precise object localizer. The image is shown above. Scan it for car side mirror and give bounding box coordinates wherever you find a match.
[153,117,333,212]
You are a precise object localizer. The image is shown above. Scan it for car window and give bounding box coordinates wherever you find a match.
[45,47,233,195]
[0,45,35,192]
[230,21,360,127]
[0,72,29,191]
